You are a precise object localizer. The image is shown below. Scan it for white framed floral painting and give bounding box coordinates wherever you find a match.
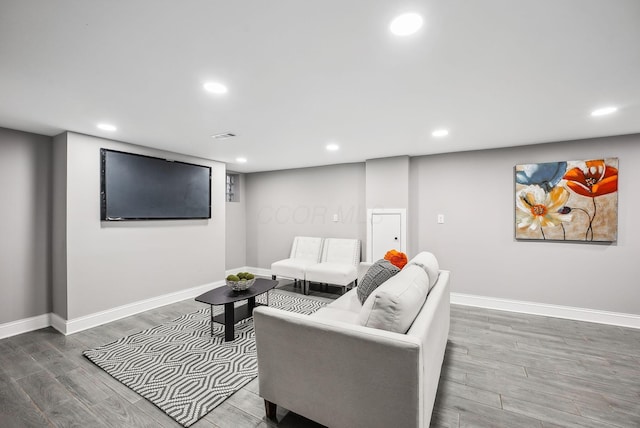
[515,158,618,242]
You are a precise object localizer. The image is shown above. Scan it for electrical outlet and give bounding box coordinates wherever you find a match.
[437,214,445,224]
[332,214,339,222]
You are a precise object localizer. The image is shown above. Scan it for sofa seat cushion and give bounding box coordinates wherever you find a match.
[406,251,440,291]
[305,262,357,286]
[357,259,400,304]
[311,306,360,324]
[326,288,362,313]
[271,258,318,280]
[357,264,429,334]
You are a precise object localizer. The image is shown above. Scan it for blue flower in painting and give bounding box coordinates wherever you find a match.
[516,162,567,192]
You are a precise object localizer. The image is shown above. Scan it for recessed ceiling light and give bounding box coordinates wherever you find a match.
[203,81,228,94]
[390,13,423,36]
[432,129,449,137]
[590,106,618,117]
[97,123,117,131]
[326,143,340,151]
[236,157,247,163]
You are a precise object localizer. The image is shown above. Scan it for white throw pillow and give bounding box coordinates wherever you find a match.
[405,251,440,291]
[357,265,429,333]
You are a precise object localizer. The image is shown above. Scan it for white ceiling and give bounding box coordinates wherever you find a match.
[1,1,639,173]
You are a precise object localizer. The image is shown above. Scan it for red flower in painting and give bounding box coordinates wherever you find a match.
[563,160,618,197]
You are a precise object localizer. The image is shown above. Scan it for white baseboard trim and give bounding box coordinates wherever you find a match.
[7,284,636,338]
[50,313,67,335]
[226,266,249,276]
[60,280,224,335]
[251,267,272,277]
[0,313,51,340]
[227,266,272,278]
[451,292,640,330]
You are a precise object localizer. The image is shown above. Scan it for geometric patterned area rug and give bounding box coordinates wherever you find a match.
[83,289,326,427]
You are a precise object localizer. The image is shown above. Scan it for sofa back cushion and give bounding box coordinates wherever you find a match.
[406,251,440,291]
[357,259,400,304]
[357,264,429,333]
[320,238,361,265]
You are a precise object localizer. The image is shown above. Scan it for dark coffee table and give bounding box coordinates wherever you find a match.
[195,278,278,341]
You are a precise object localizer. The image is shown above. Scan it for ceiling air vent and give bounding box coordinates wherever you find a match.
[211,132,236,140]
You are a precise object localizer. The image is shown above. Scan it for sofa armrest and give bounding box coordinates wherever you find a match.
[254,307,422,428]
[407,270,451,424]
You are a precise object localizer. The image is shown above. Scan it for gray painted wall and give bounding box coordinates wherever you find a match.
[365,156,409,209]
[410,133,640,315]
[0,127,51,324]
[4,122,636,325]
[364,156,410,261]
[61,132,227,319]
[245,163,366,269]
[225,172,247,270]
[52,133,68,318]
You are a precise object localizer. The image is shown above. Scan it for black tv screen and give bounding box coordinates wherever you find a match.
[100,149,211,220]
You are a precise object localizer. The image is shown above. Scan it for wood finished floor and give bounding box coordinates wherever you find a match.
[1,281,639,427]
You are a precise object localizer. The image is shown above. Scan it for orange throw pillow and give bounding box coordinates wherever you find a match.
[384,249,408,269]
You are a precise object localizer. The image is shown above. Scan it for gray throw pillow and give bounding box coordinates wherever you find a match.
[357,259,400,304]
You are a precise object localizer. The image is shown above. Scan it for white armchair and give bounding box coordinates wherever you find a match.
[305,238,361,294]
[271,237,323,290]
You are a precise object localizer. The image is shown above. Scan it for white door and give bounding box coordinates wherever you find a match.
[371,213,402,261]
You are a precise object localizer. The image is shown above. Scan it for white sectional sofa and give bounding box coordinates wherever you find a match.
[254,252,450,428]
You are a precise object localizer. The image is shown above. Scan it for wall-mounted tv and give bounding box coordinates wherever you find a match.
[100,148,211,221]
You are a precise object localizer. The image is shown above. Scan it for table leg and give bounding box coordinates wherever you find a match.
[210,305,214,336]
[224,302,234,341]
[247,296,256,313]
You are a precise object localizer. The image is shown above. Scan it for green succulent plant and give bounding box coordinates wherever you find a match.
[227,272,255,282]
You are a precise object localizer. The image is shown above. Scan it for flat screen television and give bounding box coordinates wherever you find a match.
[100,148,211,220]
